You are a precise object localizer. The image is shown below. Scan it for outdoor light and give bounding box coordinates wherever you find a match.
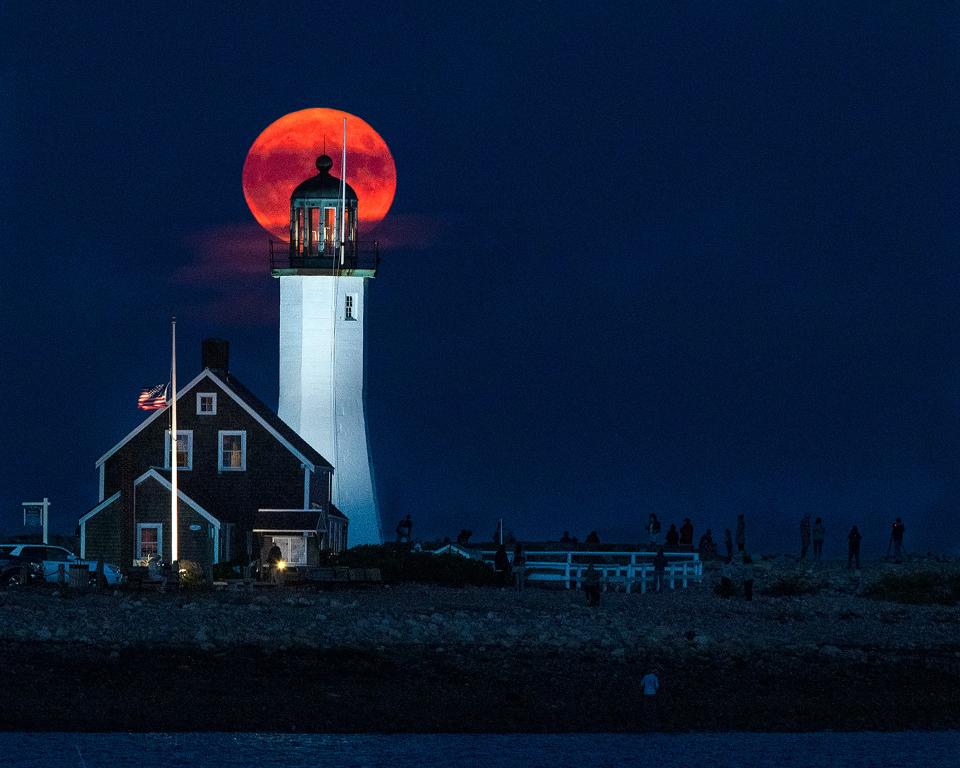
[277,560,287,571]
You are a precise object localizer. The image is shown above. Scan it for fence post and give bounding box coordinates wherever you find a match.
[565,553,571,589]
[682,563,688,589]
[627,555,635,594]
[669,565,676,590]
[640,565,647,594]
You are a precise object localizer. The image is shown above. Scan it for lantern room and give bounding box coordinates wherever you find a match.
[269,153,379,277]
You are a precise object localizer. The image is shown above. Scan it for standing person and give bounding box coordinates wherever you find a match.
[741,553,755,601]
[494,544,511,586]
[266,542,283,585]
[665,524,680,548]
[812,518,826,561]
[653,546,668,593]
[698,530,715,560]
[513,542,526,594]
[641,668,660,726]
[735,515,746,553]
[647,514,662,547]
[724,529,734,561]
[847,526,862,570]
[583,563,602,606]
[799,514,812,561]
[396,514,413,544]
[890,518,906,563]
[679,518,694,548]
[716,556,735,597]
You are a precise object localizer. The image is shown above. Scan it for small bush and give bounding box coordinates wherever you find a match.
[764,575,824,597]
[212,559,245,580]
[865,571,960,606]
[176,560,204,588]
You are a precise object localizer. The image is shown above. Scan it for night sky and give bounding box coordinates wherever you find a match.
[3,2,959,557]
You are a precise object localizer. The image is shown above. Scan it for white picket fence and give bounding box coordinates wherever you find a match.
[478,550,703,592]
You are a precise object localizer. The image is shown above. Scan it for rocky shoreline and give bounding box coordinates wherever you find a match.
[2,559,959,731]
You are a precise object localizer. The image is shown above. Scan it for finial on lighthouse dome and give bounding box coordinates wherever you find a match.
[315,154,333,173]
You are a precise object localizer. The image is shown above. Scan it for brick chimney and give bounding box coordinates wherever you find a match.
[202,338,229,372]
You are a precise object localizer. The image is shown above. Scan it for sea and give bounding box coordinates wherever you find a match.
[3,732,959,768]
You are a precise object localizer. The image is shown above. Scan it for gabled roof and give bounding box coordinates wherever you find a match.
[79,491,122,525]
[209,369,331,471]
[134,469,220,527]
[95,368,332,472]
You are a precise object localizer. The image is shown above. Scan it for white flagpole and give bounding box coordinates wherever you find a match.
[339,117,347,268]
[170,317,178,563]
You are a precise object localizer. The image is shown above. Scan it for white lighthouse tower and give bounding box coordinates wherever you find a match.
[273,151,383,545]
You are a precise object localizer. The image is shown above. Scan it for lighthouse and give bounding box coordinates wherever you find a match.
[272,151,383,545]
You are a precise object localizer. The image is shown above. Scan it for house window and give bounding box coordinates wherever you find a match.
[164,430,193,470]
[344,293,357,320]
[271,535,307,566]
[218,430,246,472]
[136,523,162,559]
[197,392,217,415]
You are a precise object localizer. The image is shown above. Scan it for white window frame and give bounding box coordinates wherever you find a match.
[164,430,193,471]
[196,392,217,415]
[136,523,162,559]
[344,293,358,321]
[271,534,308,566]
[218,430,247,472]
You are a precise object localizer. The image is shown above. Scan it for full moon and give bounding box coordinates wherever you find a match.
[242,108,397,241]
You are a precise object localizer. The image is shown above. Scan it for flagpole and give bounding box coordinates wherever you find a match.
[170,317,178,564]
[339,117,346,268]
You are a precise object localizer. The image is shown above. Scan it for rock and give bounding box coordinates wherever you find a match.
[818,644,843,658]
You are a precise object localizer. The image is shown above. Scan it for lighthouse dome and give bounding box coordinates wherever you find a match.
[291,154,358,201]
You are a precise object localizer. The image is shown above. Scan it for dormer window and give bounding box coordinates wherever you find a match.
[197,393,217,415]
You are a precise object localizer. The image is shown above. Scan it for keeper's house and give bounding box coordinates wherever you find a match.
[79,339,348,571]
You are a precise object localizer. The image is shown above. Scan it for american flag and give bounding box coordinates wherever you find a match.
[137,383,168,410]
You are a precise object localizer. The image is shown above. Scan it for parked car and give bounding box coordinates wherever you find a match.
[0,552,42,586]
[0,544,124,585]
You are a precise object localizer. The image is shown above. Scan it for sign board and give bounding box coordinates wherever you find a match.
[189,524,202,532]
[23,505,43,528]
[21,498,50,544]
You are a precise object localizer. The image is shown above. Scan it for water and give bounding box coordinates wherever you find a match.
[3,732,958,768]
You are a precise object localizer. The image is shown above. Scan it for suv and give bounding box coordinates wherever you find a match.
[0,550,41,586]
[0,544,124,586]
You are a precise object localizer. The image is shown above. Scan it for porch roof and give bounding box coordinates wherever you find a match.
[253,509,325,533]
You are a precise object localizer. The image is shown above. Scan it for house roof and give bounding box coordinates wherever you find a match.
[134,469,220,528]
[210,370,331,470]
[95,368,332,472]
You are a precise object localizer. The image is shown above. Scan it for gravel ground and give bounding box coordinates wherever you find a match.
[2,557,958,731]
[1,558,958,656]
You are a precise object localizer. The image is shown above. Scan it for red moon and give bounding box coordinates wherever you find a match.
[242,108,396,241]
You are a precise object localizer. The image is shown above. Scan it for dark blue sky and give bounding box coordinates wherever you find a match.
[2,2,959,556]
